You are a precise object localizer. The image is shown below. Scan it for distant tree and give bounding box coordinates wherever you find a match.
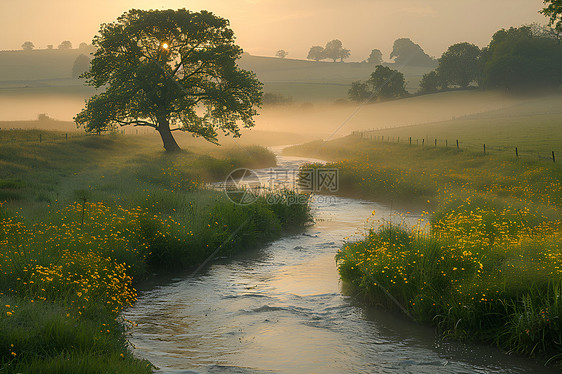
[339,48,351,62]
[541,0,562,33]
[58,40,73,50]
[367,49,383,64]
[79,42,89,50]
[390,38,435,66]
[276,49,288,59]
[437,42,481,88]
[481,26,562,89]
[368,65,407,100]
[418,71,442,94]
[72,54,91,78]
[307,46,325,61]
[47,45,54,50]
[323,39,350,62]
[348,81,372,102]
[74,9,262,152]
[349,65,407,102]
[21,41,34,51]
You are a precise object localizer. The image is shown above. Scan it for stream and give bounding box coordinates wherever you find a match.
[123,151,556,373]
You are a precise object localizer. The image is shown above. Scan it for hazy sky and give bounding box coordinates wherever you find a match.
[1,0,547,60]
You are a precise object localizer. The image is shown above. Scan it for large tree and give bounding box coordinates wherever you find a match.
[437,42,481,88]
[307,46,325,61]
[75,9,262,152]
[481,26,562,89]
[367,49,383,65]
[390,38,435,67]
[368,65,407,99]
[541,0,562,33]
[348,65,407,102]
[323,39,350,62]
[418,71,442,94]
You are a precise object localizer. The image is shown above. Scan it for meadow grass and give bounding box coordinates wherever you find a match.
[0,130,312,372]
[355,93,562,155]
[287,133,562,363]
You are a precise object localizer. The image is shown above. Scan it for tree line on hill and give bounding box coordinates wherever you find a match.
[349,23,562,103]
[20,40,96,52]
[303,37,436,66]
[419,24,562,93]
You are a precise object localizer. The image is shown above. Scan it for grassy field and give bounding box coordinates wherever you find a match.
[357,93,562,156]
[237,55,432,100]
[0,130,311,372]
[0,50,432,106]
[285,130,562,363]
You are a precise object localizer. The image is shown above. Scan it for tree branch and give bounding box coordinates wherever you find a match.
[115,119,157,128]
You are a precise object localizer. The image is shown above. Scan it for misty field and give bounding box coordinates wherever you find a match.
[0,130,311,371]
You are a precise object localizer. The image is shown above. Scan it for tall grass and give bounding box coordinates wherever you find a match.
[338,199,562,360]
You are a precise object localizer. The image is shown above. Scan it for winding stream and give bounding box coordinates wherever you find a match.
[124,151,556,373]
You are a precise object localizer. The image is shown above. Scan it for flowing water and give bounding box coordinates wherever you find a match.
[124,152,556,374]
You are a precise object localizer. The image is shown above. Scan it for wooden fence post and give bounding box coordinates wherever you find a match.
[434,139,437,147]
[515,147,518,158]
[456,139,459,149]
[409,137,412,145]
[553,151,556,163]
[483,144,486,154]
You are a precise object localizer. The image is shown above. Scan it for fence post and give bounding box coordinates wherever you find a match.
[397,137,400,143]
[409,137,412,145]
[553,151,556,163]
[446,140,448,147]
[515,147,519,158]
[456,139,459,149]
[483,144,486,154]
[422,139,424,146]
[434,139,437,147]
[65,133,68,142]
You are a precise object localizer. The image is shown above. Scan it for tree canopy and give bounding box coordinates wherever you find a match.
[75,9,263,152]
[367,49,383,65]
[437,42,481,88]
[481,26,562,89]
[58,41,72,50]
[368,65,408,99]
[348,65,407,102]
[323,39,350,62]
[541,0,562,32]
[307,46,324,61]
[72,54,91,79]
[21,41,34,51]
[390,38,435,67]
[276,49,288,59]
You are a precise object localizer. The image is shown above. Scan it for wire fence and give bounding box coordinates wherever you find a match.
[0,127,156,145]
[352,130,559,163]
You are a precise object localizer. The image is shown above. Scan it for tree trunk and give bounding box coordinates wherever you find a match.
[157,115,181,152]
